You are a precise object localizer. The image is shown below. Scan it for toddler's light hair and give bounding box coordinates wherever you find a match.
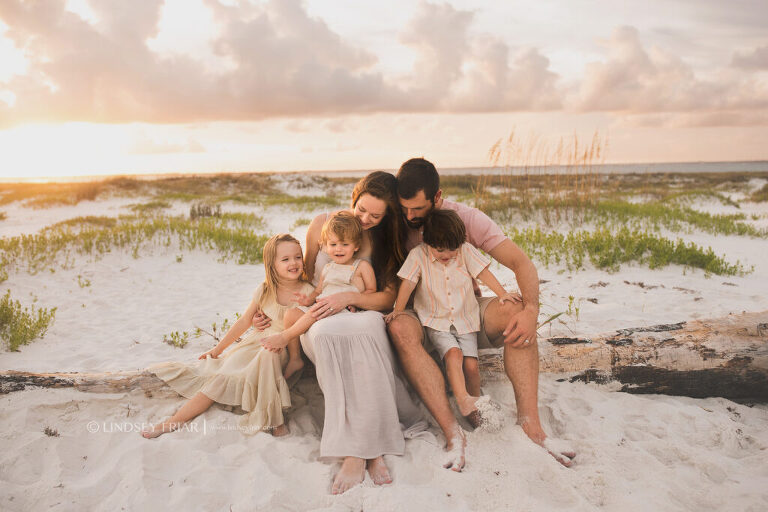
[319,211,363,247]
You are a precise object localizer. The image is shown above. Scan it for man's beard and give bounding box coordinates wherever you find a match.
[404,217,426,229]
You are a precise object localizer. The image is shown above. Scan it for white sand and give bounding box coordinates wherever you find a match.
[1,191,768,511]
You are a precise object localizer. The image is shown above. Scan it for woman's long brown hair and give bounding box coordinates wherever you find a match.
[351,171,405,290]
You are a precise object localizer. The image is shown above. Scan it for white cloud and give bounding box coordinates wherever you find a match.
[573,26,768,117]
[732,44,768,70]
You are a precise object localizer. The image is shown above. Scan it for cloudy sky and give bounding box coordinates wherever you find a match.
[1,0,767,178]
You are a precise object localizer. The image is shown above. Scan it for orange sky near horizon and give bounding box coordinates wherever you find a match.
[1,0,767,179]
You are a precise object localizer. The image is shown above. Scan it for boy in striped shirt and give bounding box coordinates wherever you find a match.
[385,209,519,427]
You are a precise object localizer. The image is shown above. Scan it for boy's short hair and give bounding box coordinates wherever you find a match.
[397,158,440,201]
[320,211,364,246]
[422,209,466,251]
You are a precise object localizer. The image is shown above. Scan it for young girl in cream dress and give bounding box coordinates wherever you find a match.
[260,211,376,352]
[142,233,313,438]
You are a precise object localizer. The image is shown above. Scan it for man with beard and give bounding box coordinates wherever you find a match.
[387,157,576,471]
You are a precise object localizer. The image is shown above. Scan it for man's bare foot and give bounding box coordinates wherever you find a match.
[443,426,466,472]
[271,424,290,437]
[140,421,179,439]
[521,420,576,467]
[283,358,304,380]
[366,456,392,485]
[331,456,365,494]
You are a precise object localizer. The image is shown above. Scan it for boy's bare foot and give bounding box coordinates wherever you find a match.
[521,419,576,467]
[442,426,466,472]
[283,358,305,380]
[140,421,178,439]
[366,456,392,485]
[270,424,290,437]
[331,456,365,494]
[457,395,481,427]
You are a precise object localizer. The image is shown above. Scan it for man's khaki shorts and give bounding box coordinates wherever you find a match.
[399,296,498,351]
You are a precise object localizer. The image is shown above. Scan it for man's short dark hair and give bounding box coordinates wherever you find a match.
[423,209,466,251]
[397,158,439,201]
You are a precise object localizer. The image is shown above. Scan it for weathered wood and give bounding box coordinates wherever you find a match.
[0,370,177,397]
[3,311,767,400]
[481,310,768,400]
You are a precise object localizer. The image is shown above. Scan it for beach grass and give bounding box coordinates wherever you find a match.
[751,184,768,202]
[507,226,749,276]
[0,213,270,277]
[0,290,57,351]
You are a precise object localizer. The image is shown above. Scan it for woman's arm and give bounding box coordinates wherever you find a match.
[200,299,259,359]
[310,283,396,318]
[303,213,326,283]
[357,260,377,294]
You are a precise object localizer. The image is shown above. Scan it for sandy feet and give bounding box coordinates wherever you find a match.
[283,358,304,380]
[442,427,467,472]
[458,395,505,431]
[541,438,577,467]
[270,424,290,437]
[366,456,392,486]
[331,456,366,495]
[140,421,179,439]
[521,421,576,467]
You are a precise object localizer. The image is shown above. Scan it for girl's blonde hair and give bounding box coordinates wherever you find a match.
[319,211,363,246]
[259,233,305,307]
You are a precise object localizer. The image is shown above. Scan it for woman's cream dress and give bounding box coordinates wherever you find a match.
[148,282,314,434]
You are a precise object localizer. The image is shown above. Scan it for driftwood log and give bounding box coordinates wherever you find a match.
[2,311,767,400]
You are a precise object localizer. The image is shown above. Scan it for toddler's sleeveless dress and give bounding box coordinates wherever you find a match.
[318,259,364,298]
[148,281,314,434]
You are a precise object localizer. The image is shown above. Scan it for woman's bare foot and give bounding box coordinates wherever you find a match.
[521,419,576,467]
[283,358,304,380]
[366,456,392,485]
[140,421,179,439]
[270,424,290,437]
[331,457,365,495]
[443,426,467,472]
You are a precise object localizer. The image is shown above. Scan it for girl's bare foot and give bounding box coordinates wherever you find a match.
[271,424,290,437]
[331,457,365,494]
[457,395,481,428]
[366,456,392,485]
[283,358,304,380]
[140,421,178,439]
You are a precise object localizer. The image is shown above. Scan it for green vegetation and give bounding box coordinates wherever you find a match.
[291,217,312,230]
[163,330,190,348]
[258,194,342,210]
[130,200,171,213]
[751,184,768,202]
[507,226,748,276]
[0,290,57,351]
[0,213,269,278]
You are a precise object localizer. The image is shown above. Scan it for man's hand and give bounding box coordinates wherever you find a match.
[251,306,272,332]
[502,306,538,348]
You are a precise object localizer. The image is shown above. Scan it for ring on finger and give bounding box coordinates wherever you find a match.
[524,339,530,344]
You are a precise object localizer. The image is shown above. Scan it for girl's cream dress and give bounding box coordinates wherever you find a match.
[148,282,314,433]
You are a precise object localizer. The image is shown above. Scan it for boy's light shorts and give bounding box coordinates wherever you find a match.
[399,296,498,351]
[425,325,479,359]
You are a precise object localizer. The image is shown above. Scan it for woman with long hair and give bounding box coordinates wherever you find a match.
[253,171,424,494]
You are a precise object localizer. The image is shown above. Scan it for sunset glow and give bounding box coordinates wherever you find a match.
[1,0,767,179]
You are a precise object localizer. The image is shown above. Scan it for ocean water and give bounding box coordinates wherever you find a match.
[314,160,768,178]
[2,161,767,183]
